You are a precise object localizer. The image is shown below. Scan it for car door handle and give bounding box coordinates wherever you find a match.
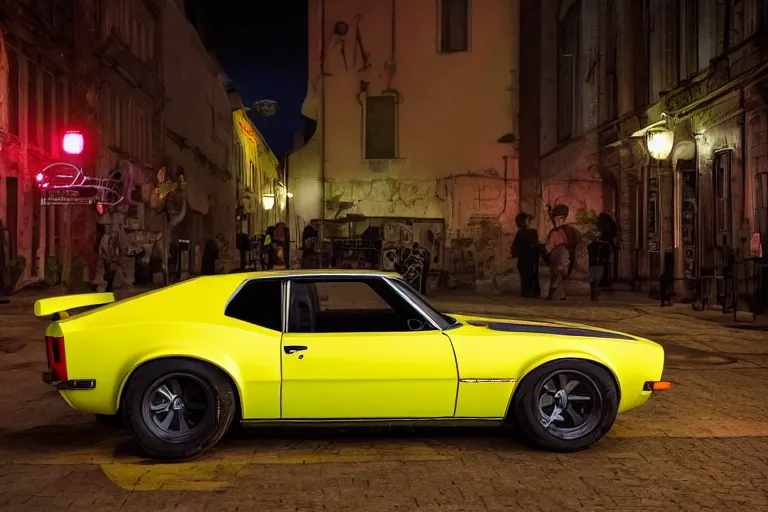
[284,345,308,355]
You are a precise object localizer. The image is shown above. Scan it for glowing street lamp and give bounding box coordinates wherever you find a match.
[646,129,674,160]
[262,193,275,210]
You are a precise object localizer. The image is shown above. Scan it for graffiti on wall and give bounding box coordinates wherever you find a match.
[91,162,187,290]
[379,220,443,293]
[383,243,430,291]
[445,239,477,290]
[462,214,502,280]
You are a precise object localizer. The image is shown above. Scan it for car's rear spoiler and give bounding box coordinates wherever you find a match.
[33,292,116,319]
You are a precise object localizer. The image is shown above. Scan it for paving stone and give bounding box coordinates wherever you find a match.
[1,297,767,510]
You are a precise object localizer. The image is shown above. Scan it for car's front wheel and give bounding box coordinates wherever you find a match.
[123,358,236,459]
[511,359,618,452]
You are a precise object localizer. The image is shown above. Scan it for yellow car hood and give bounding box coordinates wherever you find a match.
[449,314,644,342]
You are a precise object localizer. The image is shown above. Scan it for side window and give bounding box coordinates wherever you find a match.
[225,279,283,331]
[439,0,470,53]
[288,278,434,334]
[316,281,390,311]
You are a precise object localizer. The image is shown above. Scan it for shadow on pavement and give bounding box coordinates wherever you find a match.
[0,420,531,461]
[225,424,513,442]
[0,422,120,453]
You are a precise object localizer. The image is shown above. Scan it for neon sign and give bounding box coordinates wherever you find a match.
[238,118,257,144]
[37,162,124,206]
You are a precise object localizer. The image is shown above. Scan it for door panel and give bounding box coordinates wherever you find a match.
[280,331,458,419]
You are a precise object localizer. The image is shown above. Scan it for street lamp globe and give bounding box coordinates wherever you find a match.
[646,129,674,160]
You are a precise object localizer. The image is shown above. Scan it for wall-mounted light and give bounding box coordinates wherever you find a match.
[646,129,674,160]
[262,193,275,210]
[62,130,84,155]
[287,192,294,198]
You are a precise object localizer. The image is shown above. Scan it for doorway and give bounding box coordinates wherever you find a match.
[32,179,41,276]
[5,177,18,261]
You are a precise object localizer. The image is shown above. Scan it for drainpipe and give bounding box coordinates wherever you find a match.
[390,0,396,67]
[320,0,327,222]
[500,155,509,218]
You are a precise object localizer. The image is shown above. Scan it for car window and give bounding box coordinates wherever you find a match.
[225,278,283,331]
[287,278,435,334]
[315,281,391,311]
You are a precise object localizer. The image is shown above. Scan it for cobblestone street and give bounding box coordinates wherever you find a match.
[1,292,767,511]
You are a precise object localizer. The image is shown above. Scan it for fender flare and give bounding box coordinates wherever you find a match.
[503,351,621,421]
[114,352,245,418]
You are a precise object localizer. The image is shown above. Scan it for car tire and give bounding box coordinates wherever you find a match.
[123,358,236,459]
[511,359,618,453]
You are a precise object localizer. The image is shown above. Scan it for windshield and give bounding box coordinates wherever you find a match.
[389,278,460,330]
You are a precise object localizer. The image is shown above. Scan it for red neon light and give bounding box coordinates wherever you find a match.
[35,172,44,182]
[96,203,105,215]
[62,131,84,155]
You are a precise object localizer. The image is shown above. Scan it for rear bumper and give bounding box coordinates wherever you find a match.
[42,372,96,390]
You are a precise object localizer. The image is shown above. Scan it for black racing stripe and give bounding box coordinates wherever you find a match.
[466,320,635,341]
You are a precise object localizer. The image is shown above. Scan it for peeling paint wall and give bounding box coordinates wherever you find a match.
[290,0,520,283]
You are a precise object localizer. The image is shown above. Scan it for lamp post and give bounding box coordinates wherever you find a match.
[645,128,675,295]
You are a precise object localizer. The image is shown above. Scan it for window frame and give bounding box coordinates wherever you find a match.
[713,149,733,241]
[362,92,399,160]
[285,275,443,334]
[437,0,471,54]
[223,276,286,333]
[7,44,19,137]
[556,0,580,143]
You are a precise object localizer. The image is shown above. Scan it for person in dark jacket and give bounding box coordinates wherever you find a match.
[201,239,219,275]
[587,234,611,301]
[510,212,541,297]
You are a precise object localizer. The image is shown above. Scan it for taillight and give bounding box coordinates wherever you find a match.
[45,336,68,381]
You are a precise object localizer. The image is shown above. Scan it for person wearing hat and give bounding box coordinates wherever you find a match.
[510,212,542,297]
[544,204,581,300]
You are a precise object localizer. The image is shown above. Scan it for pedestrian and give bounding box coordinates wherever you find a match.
[587,234,610,301]
[544,204,581,301]
[97,223,119,292]
[261,226,276,270]
[659,250,675,307]
[201,239,219,275]
[510,212,541,297]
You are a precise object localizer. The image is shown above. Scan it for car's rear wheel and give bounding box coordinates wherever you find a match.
[123,358,236,459]
[511,359,618,452]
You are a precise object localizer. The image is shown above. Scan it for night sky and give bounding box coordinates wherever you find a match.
[200,0,308,162]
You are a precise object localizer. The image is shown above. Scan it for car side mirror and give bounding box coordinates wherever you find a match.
[407,318,426,331]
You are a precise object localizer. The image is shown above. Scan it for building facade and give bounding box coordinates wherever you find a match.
[69,0,168,289]
[162,0,235,274]
[0,0,74,293]
[289,0,520,288]
[230,91,285,239]
[527,0,768,300]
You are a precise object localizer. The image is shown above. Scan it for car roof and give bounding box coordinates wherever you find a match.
[218,269,402,280]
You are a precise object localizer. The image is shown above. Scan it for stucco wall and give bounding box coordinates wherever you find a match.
[290,0,520,281]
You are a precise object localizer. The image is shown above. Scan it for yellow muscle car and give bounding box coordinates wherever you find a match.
[34,270,669,459]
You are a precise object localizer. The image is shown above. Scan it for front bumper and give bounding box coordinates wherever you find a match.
[42,372,96,390]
